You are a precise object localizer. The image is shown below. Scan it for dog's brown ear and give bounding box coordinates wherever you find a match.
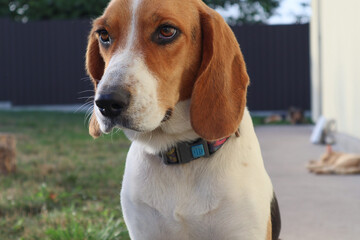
[89,111,102,138]
[190,7,250,141]
[86,28,105,138]
[86,30,105,82]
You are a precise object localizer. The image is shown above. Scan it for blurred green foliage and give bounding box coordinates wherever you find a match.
[0,0,10,17]
[0,0,279,24]
[204,0,280,24]
[1,0,109,21]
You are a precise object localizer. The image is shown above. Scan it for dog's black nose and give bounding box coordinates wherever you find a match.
[95,89,130,118]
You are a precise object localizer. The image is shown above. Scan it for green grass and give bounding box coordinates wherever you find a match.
[0,111,306,239]
[0,111,131,240]
[251,116,313,125]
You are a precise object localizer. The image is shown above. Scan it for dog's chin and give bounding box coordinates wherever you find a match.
[98,120,116,134]
[96,108,173,140]
[98,117,163,135]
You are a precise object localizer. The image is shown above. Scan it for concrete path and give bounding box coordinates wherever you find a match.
[255,126,360,240]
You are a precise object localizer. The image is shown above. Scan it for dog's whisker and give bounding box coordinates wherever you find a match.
[75,102,93,113]
[85,106,93,115]
[78,89,95,94]
[85,105,93,117]
[80,76,92,82]
[86,110,95,127]
[78,96,95,100]
[84,108,94,126]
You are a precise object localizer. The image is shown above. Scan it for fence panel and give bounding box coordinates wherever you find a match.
[0,18,92,106]
[0,19,310,111]
[232,24,310,111]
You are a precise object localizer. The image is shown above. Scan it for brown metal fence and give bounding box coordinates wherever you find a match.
[0,19,310,110]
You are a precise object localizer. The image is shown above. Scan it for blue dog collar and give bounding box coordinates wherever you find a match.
[160,137,229,165]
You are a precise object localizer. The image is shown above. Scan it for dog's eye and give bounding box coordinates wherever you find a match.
[97,30,111,45]
[153,25,179,45]
[159,26,177,39]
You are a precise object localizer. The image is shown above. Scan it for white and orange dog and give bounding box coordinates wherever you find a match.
[308,145,360,174]
[86,0,280,239]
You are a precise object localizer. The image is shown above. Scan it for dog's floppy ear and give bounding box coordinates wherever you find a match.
[86,28,105,138]
[86,29,105,82]
[89,111,102,138]
[190,7,250,141]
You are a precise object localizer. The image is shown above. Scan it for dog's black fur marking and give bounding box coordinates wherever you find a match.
[271,192,281,240]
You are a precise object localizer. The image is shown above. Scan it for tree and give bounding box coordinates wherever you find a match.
[1,0,280,24]
[0,0,11,17]
[294,2,310,24]
[204,0,280,24]
[2,0,109,22]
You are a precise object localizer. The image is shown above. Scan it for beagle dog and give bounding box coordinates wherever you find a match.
[308,145,360,174]
[86,0,281,239]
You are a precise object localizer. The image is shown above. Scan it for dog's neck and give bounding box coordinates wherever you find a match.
[123,100,200,155]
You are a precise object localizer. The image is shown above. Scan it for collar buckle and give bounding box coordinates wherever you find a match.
[162,138,210,165]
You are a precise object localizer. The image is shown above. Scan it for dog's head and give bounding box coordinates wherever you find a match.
[86,0,249,141]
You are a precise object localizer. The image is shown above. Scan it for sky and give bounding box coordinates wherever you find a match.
[216,0,312,24]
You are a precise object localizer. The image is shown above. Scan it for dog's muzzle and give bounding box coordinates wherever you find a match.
[95,88,131,118]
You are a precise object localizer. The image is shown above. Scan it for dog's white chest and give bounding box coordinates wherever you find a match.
[121,134,273,240]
